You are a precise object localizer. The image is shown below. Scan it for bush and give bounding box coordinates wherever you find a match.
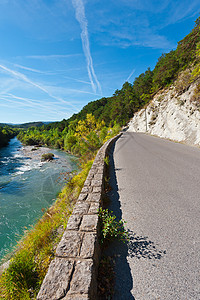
[0,251,38,299]
[190,83,200,107]
[41,153,54,162]
[175,70,192,94]
[98,208,128,243]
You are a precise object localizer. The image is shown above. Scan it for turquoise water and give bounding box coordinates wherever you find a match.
[0,137,77,261]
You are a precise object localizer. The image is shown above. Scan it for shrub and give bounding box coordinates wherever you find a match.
[175,70,192,94]
[0,250,39,299]
[41,153,54,162]
[98,208,128,244]
[190,83,200,107]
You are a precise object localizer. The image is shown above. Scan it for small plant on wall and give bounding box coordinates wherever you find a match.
[97,208,129,299]
[98,207,128,244]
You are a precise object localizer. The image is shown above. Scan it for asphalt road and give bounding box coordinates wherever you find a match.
[107,132,200,300]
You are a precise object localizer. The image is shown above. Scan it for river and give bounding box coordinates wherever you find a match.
[0,137,78,261]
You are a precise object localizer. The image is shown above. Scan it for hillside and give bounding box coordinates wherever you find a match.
[16,17,200,154]
[19,17,200,147]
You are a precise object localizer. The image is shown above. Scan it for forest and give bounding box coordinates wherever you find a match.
[0,126,18,148]
[17,17,200,156]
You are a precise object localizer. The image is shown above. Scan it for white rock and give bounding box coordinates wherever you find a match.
[128,82,200,146]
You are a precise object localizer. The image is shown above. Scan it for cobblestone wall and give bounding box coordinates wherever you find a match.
[37,134,121,300]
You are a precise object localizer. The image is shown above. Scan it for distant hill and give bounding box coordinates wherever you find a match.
[0,122,53,129]
[15,122,53,129]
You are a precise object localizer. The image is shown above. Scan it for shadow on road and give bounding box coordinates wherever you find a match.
[104,141,135,300]
[128,230,166,260]
[105,139,167,299]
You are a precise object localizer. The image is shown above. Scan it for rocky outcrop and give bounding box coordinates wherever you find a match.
[37,134,121,300]
[128,81,200,146]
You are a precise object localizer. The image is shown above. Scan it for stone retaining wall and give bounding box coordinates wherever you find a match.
[37,134,121,300]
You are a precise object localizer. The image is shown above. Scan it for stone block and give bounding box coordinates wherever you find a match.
[88,202,100,214]
[91,179,102,187]
[86,193,101,203]
[73,202,89,215]
[92,186,102,193]
[81,186,92,193]
[68,260,93,295]
[63,295,89,300]
[37,258,74,300]
[86,172,94,180]
[80,233,97,259]
[81,186,89,193]
[96,166,104,174]
[78,193,88,201]
[84,178,91,186]
[87,172,95,181]
[93,173,103,181]
[80,215,98,232]
[67,214,82,230]
[56,231,82,257]
[91,161,99,167]
[89,166,97,174]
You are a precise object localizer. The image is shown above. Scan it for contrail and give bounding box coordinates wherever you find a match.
[0,94,70,117]
[0,64,50,95]
[0,63,79,111]
[14,64,46,74]
[126,68,135,82]
[72,0,102,95]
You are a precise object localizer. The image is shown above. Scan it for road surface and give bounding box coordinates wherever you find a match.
[107,132,200,300]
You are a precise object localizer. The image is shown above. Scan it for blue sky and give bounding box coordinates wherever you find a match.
[0,0,199,124]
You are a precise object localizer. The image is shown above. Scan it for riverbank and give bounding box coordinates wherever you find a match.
[0,137,91,299]
[0,138,78,264]
[0,159,92,299]
[0,120,120,298]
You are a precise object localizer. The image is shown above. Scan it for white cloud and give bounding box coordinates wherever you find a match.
[164,1,200,26]
[86,0,198,50]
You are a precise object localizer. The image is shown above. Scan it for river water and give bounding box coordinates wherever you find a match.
[0,137,78,261]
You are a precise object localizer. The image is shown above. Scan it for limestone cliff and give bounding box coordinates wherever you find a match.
[128,77,200,147]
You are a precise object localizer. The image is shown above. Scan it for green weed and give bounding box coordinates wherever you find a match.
[104,156,109,166]
[98,208,128,244]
